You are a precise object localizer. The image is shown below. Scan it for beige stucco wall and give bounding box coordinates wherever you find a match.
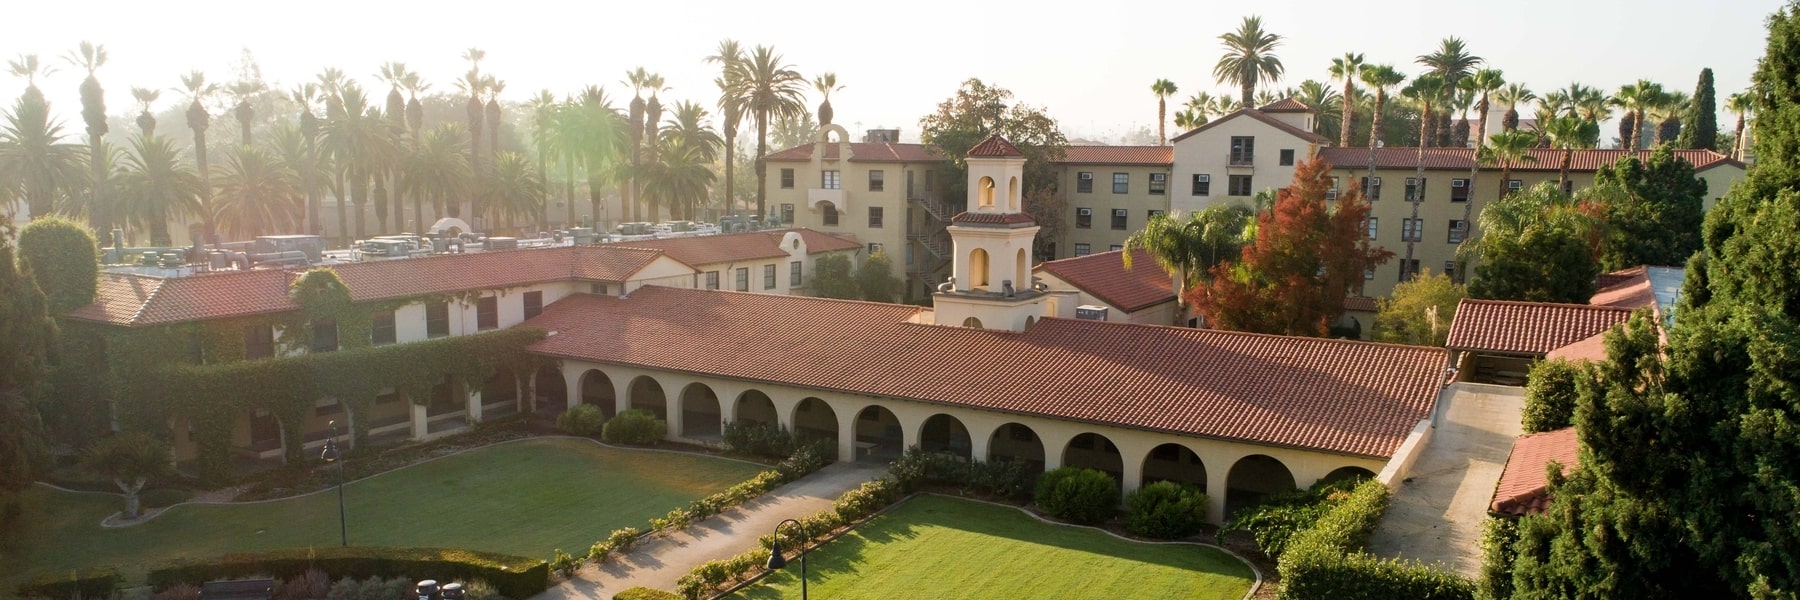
[1055,164,1174,259]
[1034,271,1181,326]
[1171,115,1318,214]
[766,153,948,296]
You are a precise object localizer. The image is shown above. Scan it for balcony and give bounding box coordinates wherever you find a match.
[806,187,846,210]
[1226,153,1255,168]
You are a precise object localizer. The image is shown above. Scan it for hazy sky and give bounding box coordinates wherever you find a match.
[2,0,1785,144]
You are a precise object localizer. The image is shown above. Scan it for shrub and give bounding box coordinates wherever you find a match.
[1034,467,1120,526]
[356,577,411,600]
[722,421,794,458]
[890,447,1035,500]
[17,566,120,599]
[775,440,830,481]
[1218,477,1362,558]
[615,586,683,600]
[549,548,579,577]
[151,583,201,600]
[1521,359,1583,433]
[461,579,503,600]
[833,478,901,522]
[1125,481,1209,539]
[556,404,606,436]
[147,546,548,600]
[1477,517,1520,600]
[1275,479,1472,600]
[326,576,362,600]
[602,409,666,445]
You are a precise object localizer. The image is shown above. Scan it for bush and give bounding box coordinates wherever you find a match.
[1275,479,1473,600]
[833,478,901,522]
[1219,477,1361,558]
[775,440,830,481]
[1521,359,1583,433]
[556,404,606,436]
[151,583,200,600]
[615,586,683,600]
[147,546,548,600]
[1125,481,1208,539]
[1477,517,1520,600]
[17,566,120,599]
[722,421,794,458]
[549,548,579,577]
[890,448,1039,501]
[357,577,413,600]
[601,409,666,445]
[326,576,362,600]
[1034,467,1120,526]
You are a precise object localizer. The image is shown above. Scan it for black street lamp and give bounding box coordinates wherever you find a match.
[766,518,809,599]
[321,420,347,547]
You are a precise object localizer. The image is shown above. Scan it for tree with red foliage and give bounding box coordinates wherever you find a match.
[1189,156,1393,336]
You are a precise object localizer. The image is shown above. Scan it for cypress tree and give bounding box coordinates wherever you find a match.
[1677,68,1719,150]
[0,223,56,512]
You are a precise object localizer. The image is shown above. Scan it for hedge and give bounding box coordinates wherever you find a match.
[889,446,1034,500]
[146,546,549,599]
[16,566,119,599]
[557,404,606,436]
[676,478,903,599]
[1124,481,1208,539]
[1034,467,1120,526]
[1275,479,1474,600]
[615,587,683,600]
[602,409,666,445]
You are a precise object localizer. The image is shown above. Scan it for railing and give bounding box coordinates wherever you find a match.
[909,230,952,261]
[909,195,959,222]
[1227,153,1255,167]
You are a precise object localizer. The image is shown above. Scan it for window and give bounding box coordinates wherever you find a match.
[869,170,884,191]
[1149,173,1167,195]
[1562,180,1574,196]
[1149,209,1165,220]
[311,318,338,353]
[1402,218,1423,243]
[476,296,498,330]
[1362,176,1382,200]
[1448,219,1468,243]
[1192,174,1211,196]
[1111,208,1128,230]
[1404,259,1422,276]
[780,203,795,225]
[426,301,450,338]
[1076,208,1092,229]
[906,170,915,198]
[735,267,749,291]
[523,291,543,319]
[821,170,841,189]
[790,261,803,286]
[1112,172,1129,194]
[1229,136,1255,164]
[1074,243,1092,257]
[244,324,274,359]
[869,206,884,228]
[823,203,838,226]
[780,168,795,189]
[1451,178,1471,202]
[1508,179,1524,192]
[1327,176,1340,200]
[1366,217,1379,240]
[1109,244,1123,251]
[925,170,935,191]
[1228,174,1253,196]
[868,243,883,255]
[1444,261,1458,279]
[1365,267,1376,280]
[763,264,776,290]
[1405,177,1427,202]
[372,310,396,346]
[1077,171,1093,193]
[705,271,720,290]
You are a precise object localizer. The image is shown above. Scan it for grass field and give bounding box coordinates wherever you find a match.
[0,438,763,589]
[727,495,1256,600]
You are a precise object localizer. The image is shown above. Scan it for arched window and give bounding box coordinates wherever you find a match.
[970,248,990,289]
[978,176,996,207]
[1008,176,1020,210]
[962,317,983,329]
[1015,248,1028,290]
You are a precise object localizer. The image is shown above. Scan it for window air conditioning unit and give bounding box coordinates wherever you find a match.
[1406,177,1419,185]
[1197,174,1211,182]
[1508,180,1524,189]
[1076,305,1110,321]
[1452,179,1466,188]
[1077,208,1092,216]
[1079,172,1093,180]
[1326,190,1339,200]
[1372,177,1381,185]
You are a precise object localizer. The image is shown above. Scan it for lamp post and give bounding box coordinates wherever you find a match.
[766,518,808,599]
[321,420,347,547]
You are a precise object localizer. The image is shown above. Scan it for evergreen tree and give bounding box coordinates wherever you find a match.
[855,251,905,303]
[1676,68,1719,150]
[0,223,56,514]
[16,217,99,314]
[1371,269,1464,346]
[1591,146,1708,270]
[809,253,858,300]
[1463,184,1600,303]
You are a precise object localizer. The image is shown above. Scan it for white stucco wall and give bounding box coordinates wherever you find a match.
[1171,114,1318,214]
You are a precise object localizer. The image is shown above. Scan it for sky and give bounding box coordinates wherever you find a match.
[2,0,1785,144]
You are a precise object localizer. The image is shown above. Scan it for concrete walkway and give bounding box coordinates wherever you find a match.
[1369,383,1524,577]
[536,461,887,599]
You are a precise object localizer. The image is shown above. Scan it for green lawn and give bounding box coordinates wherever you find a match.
[728,495,1256,600]
[0,438,762,589]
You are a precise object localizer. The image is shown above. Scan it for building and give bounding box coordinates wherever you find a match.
[602,228,861,295]
[1033,249,1183,326]
[1490,427,1580,516]
[1319,147,1743,297]
[1170,100,1330,215]
[1053,147,1173,259]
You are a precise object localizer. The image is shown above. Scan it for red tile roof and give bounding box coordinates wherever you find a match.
[1033,249,1175,313]
[69,270,301,327]
[950,212,1037,227]
[607,228,858,267]
[1594,266,1646,292]
[526,287,1447,457]
[1343,296,1380,313]
[1317,147,1744,173]
[1445,299,1634,356]
[1546,331,1610,363]
[1258,98,1313,113]
[968,135,1026,158]
[1491,427,1580,516]
[1589,266,1655,309]
[1056,146,1174,166]
[763,142,943,163]
[1170,108,1329,145]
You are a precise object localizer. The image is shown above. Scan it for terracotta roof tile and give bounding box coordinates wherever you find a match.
[1445,299,1634,355]
[1318,147,1744,173]
[1594,266,1647,293]
[1343,296,1380,313]
[1171,108,1329,145]
[330,247,586,303]
[67,273,168,325]
[606,229,857,267]
[1589,267,1657,309]
[764,142,943,163]
[525,287,1447,457]
[1491,427,1580,516]
[775,228,863,254]
[1258,98,1313,113]
[1546,332,1609,363]
[950,212,1037,227]
[968,135,1025,158]
[571,246,669,281]
[1033,250,1174,312]
[1056,146,1174,166]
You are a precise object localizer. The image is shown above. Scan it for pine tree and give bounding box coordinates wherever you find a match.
[1591,146,1708,270]
[0,223,56,512]
[1676,68,1719,150]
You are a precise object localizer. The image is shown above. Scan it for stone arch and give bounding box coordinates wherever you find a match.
[1318,466,1377,487]
[853,405,904,462]
[1007,176,1020,210]
[627,376,667,420]
[1024,316,1036,329]
[962,316,983,329]
[1063,432,1125,487]
[679,382,722,438]
[1226,454,1298,517]
[1014,248,1028,291]
[734,390,777,427]
[978,176,996,207]
[793,397,839,460]
[988,422,1045,472]
[918,414,972,459]
[580,370,617,419]
[970,248,990,289]
[533,365,567,417]
[1141,443,1208,489]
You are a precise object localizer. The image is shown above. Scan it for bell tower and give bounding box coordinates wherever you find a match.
[931,135,1054,331]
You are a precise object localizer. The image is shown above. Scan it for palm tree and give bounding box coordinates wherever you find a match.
[1329,53,1364,147]
[1611,80,1652,150]
[1150,79,1177,146]
[641,141,717,223]
[130,87,159,138]
[814,72,845,127]
[319,84,398,241]
[1544,116,1590,192]
[290,83,323,235]
[402,72,429,231]
[117,135,202,245]
[623,68,652,223]
[1398,74,1445,281]
[727,45,807,222]
[1122,207,1252,324]
[1650,90,1688,146]
[214,145,302,239]
[1727,91,1753,160]
[1173,108,1204,131]
[1184,92,1214,117]
[1495,83,1535,132]
[402,123,472,225]
[658,101,724,220]
[64,41,109,229]
[571,86,626,225]
[528,90,558,231]
[488,151,544,226]
[177,71,219,243]
[1208,96,1243,117]
[1474,129,1538,229]
[1360,65,1406,150]
[460,48,487,224]
[483,78,508,228]
[1,54,81,222]
[706,39,746,219]
[1214,16,1284,106]
[1291,80,1342,135]
[1416,37,1482,146]
[226,80,265,148]
[269,120,328,235]
[1462,69,1505,149]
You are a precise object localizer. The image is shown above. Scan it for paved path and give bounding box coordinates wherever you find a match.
[536,461,887,599]
[1369,383,1524,577]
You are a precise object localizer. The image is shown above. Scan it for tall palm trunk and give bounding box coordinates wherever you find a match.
[373,177,388,234]
[1733,114,1746,159]
[1403,112,1430,283]
[466,97,483,223]
[407,97,423,232]
[564,153,576,227]
[300,110,319,236]
[335,170,349,245]
[188,100,214,246]
[723,123,737,219]
[1558,149,1573,193]
[1157,97,1167,146]
[754,111,769,220]
[352,172,368,239]
[1461,98,1492,247]
[236,100,254,147]
[1239,81,1254,107]
[1340,80,1356,147]
[1369,91,1387,149]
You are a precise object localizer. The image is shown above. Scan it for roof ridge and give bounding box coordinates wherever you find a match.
[1459,298,1637,312]
[1043,315,1450,353]
[127,277,169,327]
[631,285,928,312]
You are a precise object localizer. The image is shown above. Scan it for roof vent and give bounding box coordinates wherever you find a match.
[1076,305,1110,321]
